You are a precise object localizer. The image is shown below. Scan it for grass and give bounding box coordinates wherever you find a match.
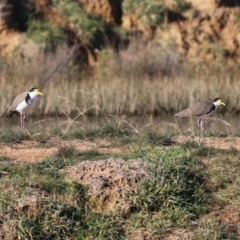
[0,37,239,118]
[0,119,239,238]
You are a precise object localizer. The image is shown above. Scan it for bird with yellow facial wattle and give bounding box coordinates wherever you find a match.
[174,98,226,134]
[6,87,43,128]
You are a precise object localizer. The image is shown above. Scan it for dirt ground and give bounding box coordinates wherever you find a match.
[0,137,125,164]
[1,135,240,164]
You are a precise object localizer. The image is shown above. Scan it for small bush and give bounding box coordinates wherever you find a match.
[123,0,167,27]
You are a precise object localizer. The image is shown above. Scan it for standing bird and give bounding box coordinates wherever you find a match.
[6,87,43,128]
[174,98,226,133]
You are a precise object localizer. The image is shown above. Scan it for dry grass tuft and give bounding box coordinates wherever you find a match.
[0,39,239,118]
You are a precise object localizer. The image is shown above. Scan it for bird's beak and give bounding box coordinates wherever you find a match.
[38,90,43,96]
[221,101,226,106]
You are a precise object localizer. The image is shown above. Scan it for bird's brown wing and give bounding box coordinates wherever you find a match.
[174,100,214,117]
[6,91,28,115]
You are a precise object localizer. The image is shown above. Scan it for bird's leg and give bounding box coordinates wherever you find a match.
[199,119,206,134]
[22,114,26,129]
[197,119,205,135]
[202,120,206,132]
[20,114,23,128]
[197,119,201,129]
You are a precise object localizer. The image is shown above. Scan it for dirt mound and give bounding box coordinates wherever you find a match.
[64,158,150,213]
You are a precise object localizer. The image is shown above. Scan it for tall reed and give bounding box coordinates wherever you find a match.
[0,40,239,116]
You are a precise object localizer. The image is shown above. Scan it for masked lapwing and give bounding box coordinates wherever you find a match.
[6,87,43,128]
[174,98,226,133]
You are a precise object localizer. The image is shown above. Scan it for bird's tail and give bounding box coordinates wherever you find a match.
[174,109,192,118]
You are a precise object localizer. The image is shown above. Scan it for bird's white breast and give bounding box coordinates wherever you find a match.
[16,94,38,114]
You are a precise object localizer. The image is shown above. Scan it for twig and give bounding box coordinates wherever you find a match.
[123,120,140,134]
[207,117,232,127]
[62,106,97,135]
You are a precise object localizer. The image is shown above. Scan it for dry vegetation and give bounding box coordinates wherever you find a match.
[0,39,240,118]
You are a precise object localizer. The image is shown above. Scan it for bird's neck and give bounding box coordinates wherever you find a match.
[212,101,219,110]
[25,92,37,104]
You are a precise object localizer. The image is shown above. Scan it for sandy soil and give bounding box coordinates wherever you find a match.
[0,137,126,164]
[1,136,239,164]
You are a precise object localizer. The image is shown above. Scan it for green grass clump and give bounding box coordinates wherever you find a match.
[140,129,174,146]
[129,146,209,222]
[12,200,87,240]
[85,212,125,240]
[192,220,237,240]
[64,121,136,140]
[0,128,31,143]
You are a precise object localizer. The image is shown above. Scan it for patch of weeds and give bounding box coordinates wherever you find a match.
[0,155,12,162]
[13,200,87,240]
[100,122,134,138]
[85,212,125,240]
[180,140,218,157]
[35,156,67,177]
[228,146,240,156]
[205,131,229,138]
[0,195,12,214]
[180,140,202,149]
[77,150,112,161]
[112,135,137,146]
[129,146,209,224]
[213,174,231,189]
[33,154,72,193]
[11,198,126,239]
[56,145,79,159]
[68,181,87,207]
[36,177,70,194]
[37,146,80,173]
[0,163,29,180]
[32,133,51,144]
[52,126,64,138]
[140,129,174,146]
[0,128,31,143]
[65,121,136,141]
[128,208,193,237]
[192,220,235,240]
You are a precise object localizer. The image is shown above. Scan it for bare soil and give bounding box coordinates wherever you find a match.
[0,137,126,164]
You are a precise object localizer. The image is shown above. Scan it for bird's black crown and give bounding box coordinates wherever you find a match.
[29,87,37,92]
[213,98,221,102]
